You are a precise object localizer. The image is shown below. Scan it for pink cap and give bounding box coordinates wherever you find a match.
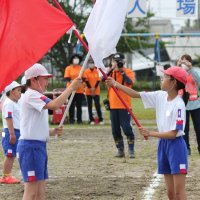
[161,66,188,85]
[25,63,53,80]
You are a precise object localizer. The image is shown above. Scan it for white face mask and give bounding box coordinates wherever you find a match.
[73,58,80,65]
[88,63,95,68]
[181,64,190,71]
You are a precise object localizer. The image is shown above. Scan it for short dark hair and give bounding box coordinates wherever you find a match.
[69,54,82,64]
[163,64,171,70]
[26,79,31,87]
[6,91,10,97]
[181,54,192,63]
[112,52,125,61]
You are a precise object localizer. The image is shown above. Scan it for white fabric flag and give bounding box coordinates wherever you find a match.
[84,0,129,71]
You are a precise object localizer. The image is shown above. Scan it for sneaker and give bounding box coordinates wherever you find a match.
[90,121,95,125]
[0,176,20,184]
[99,121,104,125]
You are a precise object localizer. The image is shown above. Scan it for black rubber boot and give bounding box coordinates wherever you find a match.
[128,139,135,158]
[115,140,125,158]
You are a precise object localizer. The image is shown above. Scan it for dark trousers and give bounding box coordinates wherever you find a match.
[184,108,200,152]
[69,93,84,123]
[86,95,103,122]
[110,109,135,142]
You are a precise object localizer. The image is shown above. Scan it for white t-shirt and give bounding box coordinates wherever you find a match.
[140,91,186,137]
[19,88,51,141]
[2,97,20,129]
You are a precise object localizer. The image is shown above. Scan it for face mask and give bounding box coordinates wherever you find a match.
[88,63,95,68]
[181,64,190,71]
[73,58,80,65]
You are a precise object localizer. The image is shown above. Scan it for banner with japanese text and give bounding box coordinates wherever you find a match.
[176,0,198,17]
[127,0,147,18]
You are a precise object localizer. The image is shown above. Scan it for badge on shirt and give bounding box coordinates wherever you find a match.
[7,111,12,118]
[166,110,170,117]
[40,96,51,104]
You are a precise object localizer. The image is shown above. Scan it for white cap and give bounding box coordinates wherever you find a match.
[4,81,21,93]
[25,63,53,80]
[21,76,26,85]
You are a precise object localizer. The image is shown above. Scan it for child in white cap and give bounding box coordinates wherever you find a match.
[17,63,81,200]
[0,81,22,184]
[106,66,189,199]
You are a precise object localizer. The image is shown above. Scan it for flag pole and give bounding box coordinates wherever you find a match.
[54,52,90,139]
[52,0,65,13]
[52,0,147,139]
[98,68,141,127]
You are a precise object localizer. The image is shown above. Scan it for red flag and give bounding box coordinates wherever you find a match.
[0,0,74,92]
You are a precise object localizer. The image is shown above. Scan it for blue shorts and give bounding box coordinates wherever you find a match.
[17,140,48,182]
[157,137,188,174]
[2,128,20,157]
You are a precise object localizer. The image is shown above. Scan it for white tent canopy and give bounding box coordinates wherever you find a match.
[129,51,155,71]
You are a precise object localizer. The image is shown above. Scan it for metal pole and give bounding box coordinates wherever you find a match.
[121,32,200,37]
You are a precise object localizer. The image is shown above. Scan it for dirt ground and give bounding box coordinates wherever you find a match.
[0,124,200,200]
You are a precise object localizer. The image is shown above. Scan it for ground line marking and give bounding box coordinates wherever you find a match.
[143,171,162,200]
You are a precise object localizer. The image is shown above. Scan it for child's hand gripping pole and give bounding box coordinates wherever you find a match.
[98,68,148,140]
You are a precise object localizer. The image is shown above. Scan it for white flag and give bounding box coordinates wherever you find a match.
[84,0,129,70]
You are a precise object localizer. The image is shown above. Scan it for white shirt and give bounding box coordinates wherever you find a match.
[2,97,20,129]
[140,91,186,137]
[19,88,51,141]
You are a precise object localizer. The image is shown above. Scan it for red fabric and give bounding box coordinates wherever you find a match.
[186,74,198,101]
[0,0,74,92]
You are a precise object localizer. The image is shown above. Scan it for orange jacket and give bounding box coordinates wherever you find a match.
[64,64,84,94]
[83,68,101,95]
[108,68,135,109]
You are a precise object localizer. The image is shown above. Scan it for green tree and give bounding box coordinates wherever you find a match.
[44,1,154,77]
[43,0,93,76]
[118,11,155,52]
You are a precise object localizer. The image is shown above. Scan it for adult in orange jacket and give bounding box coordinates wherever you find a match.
[64,54,85,124]
[83,58,104,125]
[108,53,135,158]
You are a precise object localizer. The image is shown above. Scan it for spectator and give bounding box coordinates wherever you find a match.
[83,58,104,125]
[64,54,85,124]
[177,54,200,155]
[107,52,135,158]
